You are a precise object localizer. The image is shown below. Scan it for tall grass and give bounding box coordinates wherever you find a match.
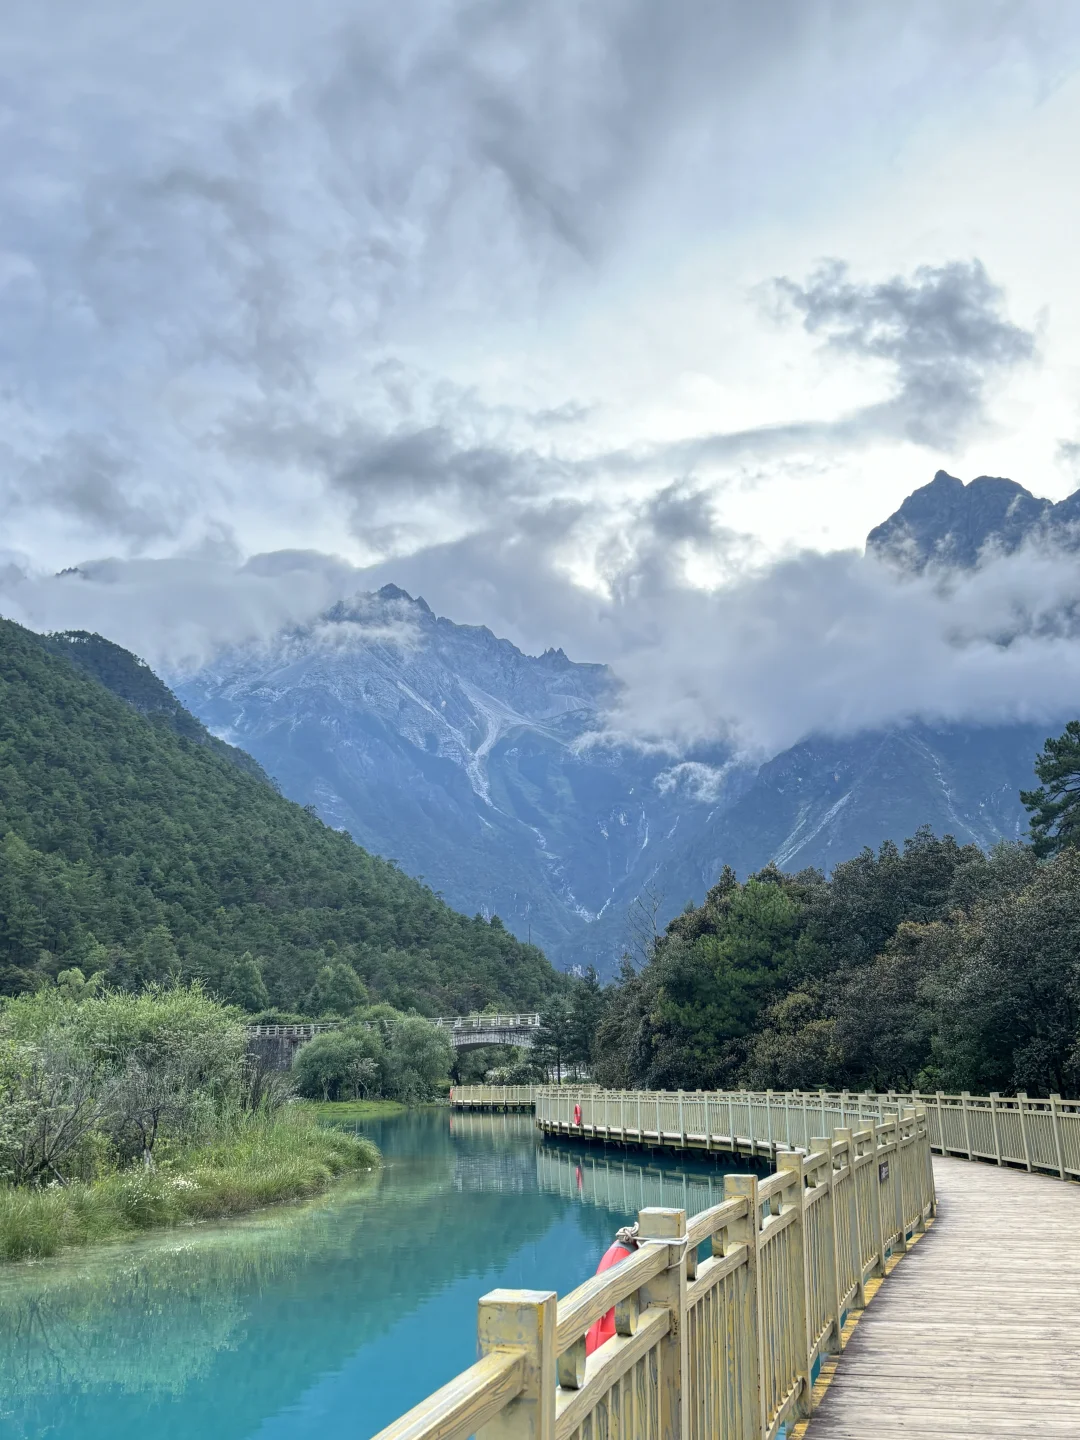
[0,1107,378,1262]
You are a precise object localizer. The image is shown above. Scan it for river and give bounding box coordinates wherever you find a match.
[0,1109,762,1439]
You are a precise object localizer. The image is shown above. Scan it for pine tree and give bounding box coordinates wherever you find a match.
[1021,721,1080,856]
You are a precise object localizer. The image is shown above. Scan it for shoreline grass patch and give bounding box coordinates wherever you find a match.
[0,1109,378,1262]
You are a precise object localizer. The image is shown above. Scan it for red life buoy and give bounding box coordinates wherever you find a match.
[573,1103,582,1126]
[585,1242,632,1355]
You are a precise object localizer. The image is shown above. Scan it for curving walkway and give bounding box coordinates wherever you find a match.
[805,1156,1080,1438]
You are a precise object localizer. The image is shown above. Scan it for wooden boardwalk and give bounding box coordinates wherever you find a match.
[805,1155,1080,1438]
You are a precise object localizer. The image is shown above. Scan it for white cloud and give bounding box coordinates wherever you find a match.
[3,521,1079,760]
[3,1,1080,761]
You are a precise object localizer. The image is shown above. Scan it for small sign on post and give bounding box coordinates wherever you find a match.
[878,1160,890,1183]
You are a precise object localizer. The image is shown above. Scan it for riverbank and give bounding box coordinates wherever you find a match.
[0,1109,379,1262]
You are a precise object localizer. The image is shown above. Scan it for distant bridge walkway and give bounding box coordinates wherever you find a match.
[247,1014,541,1069]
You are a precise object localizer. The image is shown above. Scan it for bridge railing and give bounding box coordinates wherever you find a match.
[451,1085,537,1108]
[245,1023,340,1038]
[370,1108,934,1440]
[535,1087,890,1156]
[433,1014,540,1030]
[246,1015,540,1037]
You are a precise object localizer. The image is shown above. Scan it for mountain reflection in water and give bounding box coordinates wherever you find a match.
[0,1109,762,1440]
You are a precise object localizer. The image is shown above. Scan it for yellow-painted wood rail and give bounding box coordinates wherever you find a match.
[800,1154,1080,1438]
[370,1105,935,1440]
[453,1084,1080,1181]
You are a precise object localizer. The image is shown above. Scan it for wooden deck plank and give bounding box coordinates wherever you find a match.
[805,1157,1080,1438]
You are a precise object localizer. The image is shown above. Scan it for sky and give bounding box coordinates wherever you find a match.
[2,1,1080,751]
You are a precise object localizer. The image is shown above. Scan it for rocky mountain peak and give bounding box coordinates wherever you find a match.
[867,470,1051,570]
[376,583,433,614]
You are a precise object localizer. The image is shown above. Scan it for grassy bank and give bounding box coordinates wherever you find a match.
[301,1099,409,1122]
[0,1109,379,1262]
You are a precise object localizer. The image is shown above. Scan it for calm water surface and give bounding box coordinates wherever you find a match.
[0,1110,761,1439]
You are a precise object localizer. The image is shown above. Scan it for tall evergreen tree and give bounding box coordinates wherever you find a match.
[1021,721,1080,856]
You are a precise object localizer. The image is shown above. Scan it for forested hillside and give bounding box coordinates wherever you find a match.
[0,619,558,1012]
[40,629,273,784]
[593,808,1080,1099]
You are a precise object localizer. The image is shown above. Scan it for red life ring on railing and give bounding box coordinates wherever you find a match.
[585,1240,633,1355]
[573,1103,582,1126]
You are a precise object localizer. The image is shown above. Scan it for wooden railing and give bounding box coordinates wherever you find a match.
[534,1086,1080,1180]
[370,1107,934,1440]
[895,1089,1080,1177]
[451,1084,538,1109]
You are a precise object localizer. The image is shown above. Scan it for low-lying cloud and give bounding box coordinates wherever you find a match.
[4,516,1080,760]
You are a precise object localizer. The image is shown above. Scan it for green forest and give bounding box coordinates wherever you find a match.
[583,721,1080,1098]
[4,610,1080,1101]
[494,723,1080,1101]
[0,619,558,1015]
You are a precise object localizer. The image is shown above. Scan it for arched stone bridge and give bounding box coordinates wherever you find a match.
[246,1014,541,1069]
[432,1014,541,1051]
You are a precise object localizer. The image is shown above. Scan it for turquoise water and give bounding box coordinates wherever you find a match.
[0,1110,760,1440]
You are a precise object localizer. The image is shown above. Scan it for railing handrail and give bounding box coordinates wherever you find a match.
[370,1093,937,1440]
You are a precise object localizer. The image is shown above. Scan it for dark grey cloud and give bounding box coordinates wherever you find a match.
[0,0,1071,555]
[4,435,180,544]
[771,259,1037,447]
[223,250,1035,548]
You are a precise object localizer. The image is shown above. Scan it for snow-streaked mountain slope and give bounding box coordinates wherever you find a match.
[174,586,737,970]
[175,469,1064,973]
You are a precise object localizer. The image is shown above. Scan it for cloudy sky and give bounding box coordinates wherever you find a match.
[3,1,1080,747]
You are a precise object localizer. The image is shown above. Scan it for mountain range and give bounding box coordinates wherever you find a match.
[170,470,1073,974]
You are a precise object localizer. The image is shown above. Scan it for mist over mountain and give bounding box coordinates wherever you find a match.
[170,473,1071,973]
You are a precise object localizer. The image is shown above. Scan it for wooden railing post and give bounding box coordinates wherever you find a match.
[887,1117,907,1254]
[1018,1091,1034,1171]
[833,1127,866,1308]
[776,1151,814,1418]
[990,1091,1002,1165]
[1051,1094,1066,1179]
[637,1206,689,1440]
[724,1173,766,1440]
[901,1108,925,1234]
[476,1289,557,1440]
[961,1092,974,1159]
[812,1137,844,1352]
[869,1125,887,1275]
